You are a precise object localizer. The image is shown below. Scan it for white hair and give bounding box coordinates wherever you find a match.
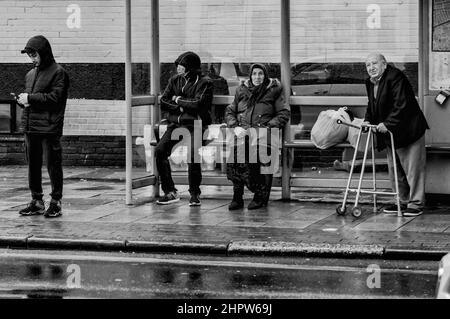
[366,53,387,63]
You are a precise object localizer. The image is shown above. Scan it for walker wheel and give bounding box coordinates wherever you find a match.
[351,206,363,218]
[336,205,347,216]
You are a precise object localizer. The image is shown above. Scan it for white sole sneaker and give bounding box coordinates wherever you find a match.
[382,205,406,215]
[156,198,180,205]
[189,202,201,207]
[403,210,423,217]
[383,209,404,215]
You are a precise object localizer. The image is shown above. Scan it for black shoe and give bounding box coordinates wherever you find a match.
[156,191,180,205]
[229,199,244,211]
[403,208,423,217]
[19,199,45,216]
[247,199,267,210]
[44,201,62,218]
[189,193,201,206]
[383,204,406,215]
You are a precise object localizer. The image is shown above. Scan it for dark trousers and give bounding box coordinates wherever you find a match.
[155,125,202,195]
[226,139,273,202]
[386,135,426,210]
[24,134,63,201]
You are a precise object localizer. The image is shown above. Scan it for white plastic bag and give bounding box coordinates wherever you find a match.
[169,145,188,171]
[199,146,217,171]
[311,107,351,149]
[347,118,372,154]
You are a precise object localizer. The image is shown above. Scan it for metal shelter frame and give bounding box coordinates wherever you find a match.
[124,0,427,205]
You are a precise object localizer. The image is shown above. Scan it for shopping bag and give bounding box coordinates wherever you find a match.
[346,118,366,152]
[311,107,351,149]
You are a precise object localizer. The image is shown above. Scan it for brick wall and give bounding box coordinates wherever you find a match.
[0,0,418,64]
[63,100,150,137]
[0,136,24,164]
[0,135,146,167]
[0,0,151,63]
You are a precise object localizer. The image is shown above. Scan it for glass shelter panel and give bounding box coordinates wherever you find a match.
[290,1,419,180]
[160,0,282,97]
[0,104,11,133]
[160,0,282,176]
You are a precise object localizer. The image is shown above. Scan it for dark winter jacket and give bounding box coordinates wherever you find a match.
[160,52,213,127]
[364,65,429,150]
[21,35,69,136]
[225,78,290,130]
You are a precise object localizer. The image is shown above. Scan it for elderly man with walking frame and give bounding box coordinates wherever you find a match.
[364,52,429,217]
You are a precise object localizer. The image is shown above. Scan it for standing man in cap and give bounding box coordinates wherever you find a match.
[364,52,429,217]
[156,51,213,206]
[17,35,69,218]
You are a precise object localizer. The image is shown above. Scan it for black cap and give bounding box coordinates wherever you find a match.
[21,47,35,54]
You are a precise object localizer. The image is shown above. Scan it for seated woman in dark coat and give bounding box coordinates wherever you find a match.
[224,64,290,210]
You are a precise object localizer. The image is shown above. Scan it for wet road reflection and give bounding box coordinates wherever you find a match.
[0,250,438,299]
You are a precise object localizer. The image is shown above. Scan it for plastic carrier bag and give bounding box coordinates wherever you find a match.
[347,118,371,154]
[311,107,351,149]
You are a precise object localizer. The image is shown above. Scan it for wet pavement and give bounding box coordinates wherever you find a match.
[0,166,449,259]
[0,249,439,299]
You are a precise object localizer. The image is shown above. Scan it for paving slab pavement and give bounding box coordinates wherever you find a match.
[0,166,449,260]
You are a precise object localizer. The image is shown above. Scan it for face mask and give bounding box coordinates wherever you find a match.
[177,65,187,76]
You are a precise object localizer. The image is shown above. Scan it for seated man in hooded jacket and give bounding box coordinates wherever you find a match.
[156,51,213,206]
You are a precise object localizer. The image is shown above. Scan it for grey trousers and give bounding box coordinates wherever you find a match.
[386,135,426,210]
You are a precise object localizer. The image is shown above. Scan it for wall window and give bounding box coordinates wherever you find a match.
[430,0,450,91]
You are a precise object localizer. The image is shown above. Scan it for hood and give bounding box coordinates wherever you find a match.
[245,63,278,90]
[247,63,270,86]
[21,35,55,68]
[175,51,201,74]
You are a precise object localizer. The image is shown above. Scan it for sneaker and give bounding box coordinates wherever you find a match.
[44,201,62,218]
[156,191,180,205]
[189,193,201,207]
[403,208,423,217]
[19,199,45,216]
[383,204,406,215]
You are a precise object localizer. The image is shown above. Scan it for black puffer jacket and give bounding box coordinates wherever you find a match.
[160,52,213,127]
[21,35,69,136]
[225,77,290,129]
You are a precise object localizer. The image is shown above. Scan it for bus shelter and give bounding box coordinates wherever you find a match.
[124,0,449,205]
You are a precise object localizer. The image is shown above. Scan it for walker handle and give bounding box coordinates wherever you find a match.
[337,119,377,130]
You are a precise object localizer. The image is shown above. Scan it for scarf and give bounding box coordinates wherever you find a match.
[247,63,270,109]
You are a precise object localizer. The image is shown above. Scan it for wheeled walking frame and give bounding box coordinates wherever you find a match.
[335,119,402,218]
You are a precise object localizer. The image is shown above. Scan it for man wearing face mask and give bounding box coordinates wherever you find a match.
[364,53,429,217]
[17,35,69,218]
[156,51,213,206]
